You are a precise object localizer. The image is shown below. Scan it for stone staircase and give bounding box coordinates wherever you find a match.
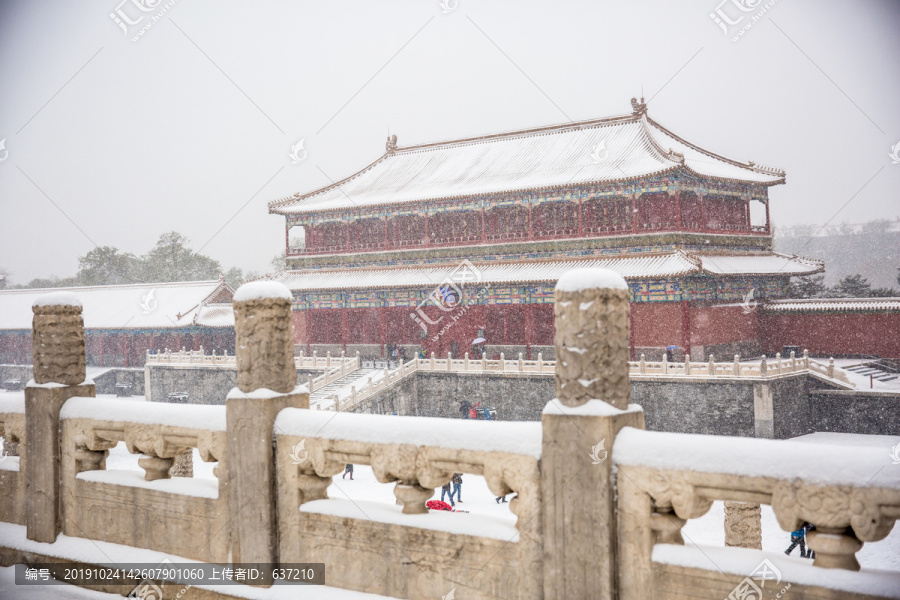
[845,362,899,382]
[309,367,380,407]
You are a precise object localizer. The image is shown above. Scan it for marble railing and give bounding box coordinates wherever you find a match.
[614,428,900,600]
[58,397,228,563]
[274,408,543,599]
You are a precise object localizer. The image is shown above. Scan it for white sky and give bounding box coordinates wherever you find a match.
[0,0,898,284]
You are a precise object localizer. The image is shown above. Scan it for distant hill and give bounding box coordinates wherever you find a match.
[774,219,900,288]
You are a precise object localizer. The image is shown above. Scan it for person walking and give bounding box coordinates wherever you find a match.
[441,481,455,506]
[342,464,354,480]
[459,399,471,419]
[785,522,814,557]
[451,473,463,504]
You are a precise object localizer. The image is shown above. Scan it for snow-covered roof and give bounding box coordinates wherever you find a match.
[193,303,235,328]
[0,280,233,331]
[764,297,900,313]
[694,253,823,276]
[274,252,818,292]
[270,104,784,216]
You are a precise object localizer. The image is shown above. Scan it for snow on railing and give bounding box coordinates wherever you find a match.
[146,347,360,373]
[615,427,900,586]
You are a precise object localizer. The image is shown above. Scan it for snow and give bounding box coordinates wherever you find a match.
[312,465,520,539]
[27,379,94,389]
[543,398,643,417]
[275,409,542,459]
[682,500,900,573]
[233,280,292,302]
[301,498,518,542]
[791,431,900,449]
[60,397,226,431]
[555,267,628,292]
[77,469,218,498]
[0,280,228,331]
[0,456,20,471]
[33,292,82,308]
[0,525,395,600]
[613,427,900,489]
[652,543,900,598]
[0,395,25,414]
[227,385,308,400]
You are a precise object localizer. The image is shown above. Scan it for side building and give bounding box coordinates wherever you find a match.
[0,279,235,367]
[268,100,839,361]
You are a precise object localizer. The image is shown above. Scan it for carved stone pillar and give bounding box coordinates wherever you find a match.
[32,295,86,385]
[169,449,193,478]
[543,268,645,600]
[554,267,631,409]
[724,501,762,549]
[26,294,96,543]
[232,284,296,394]
[227,281,309,580]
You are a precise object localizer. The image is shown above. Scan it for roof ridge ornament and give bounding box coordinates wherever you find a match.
[668,147,685,164]
[386,134,398,154]
[631,97,647,117]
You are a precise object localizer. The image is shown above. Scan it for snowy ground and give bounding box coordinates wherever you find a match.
[833,358,900,392]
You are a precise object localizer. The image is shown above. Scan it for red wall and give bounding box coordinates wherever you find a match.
[690,304,759,347]
[631,303,681,348]
[760,312,900,360]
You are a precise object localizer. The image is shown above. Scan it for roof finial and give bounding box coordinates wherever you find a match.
[386,134,398,154]
[631,97,647,117]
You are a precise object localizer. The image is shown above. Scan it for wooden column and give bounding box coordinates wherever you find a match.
[99,333,104,367]
[528,203,534,239]
[764,199,770,234]
[525,303,534,359]
[631,193,637,234]
[681,299,691,358]
[423,212,429,247]
[577,199,584,237]
[379,307,386,357]
[745,197,752,231]
[481,206,486,243]
[383,215,389,249]
[699,194,706,232]
[341,307,348,352]
[675,190,683,229]
[345,219,351,250]
[285,223,290,254]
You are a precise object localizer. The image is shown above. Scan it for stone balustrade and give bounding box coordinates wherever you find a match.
[0,276,895,600]
[274,409,543,598]
[614,428,900,599]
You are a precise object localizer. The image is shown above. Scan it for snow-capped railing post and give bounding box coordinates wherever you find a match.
[447,352,452,371]
[661,353,668,375]
[326,351,332,368]
[828,357,835,379]
[481,353,487,371]
[774,352,782,375]
[790,350,797,372]
[707,354,715,377]
[684,354,691,376]
[464,352,469,371]
[543,268,644,600]
[734,354,741,377]
[803,348,810,368]
[518,352,524,372]
[227,281,308,579]
[760,355,767,376]
[500,352,505,370]
[639,353,646,374]
[430,352,436,369]
[25,292,95,544]
[538,352,544,373]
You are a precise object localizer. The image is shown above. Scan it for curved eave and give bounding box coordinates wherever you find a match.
[270,163,780,219]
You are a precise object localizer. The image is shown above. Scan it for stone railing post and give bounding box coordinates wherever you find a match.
[734,354,741,376]
[724,501,762,549]
[447,352,452,371]
[639,353,646,374]
[537,352,544,373]
[226,282,308,579]
[790,350,797,372]
[684,354,691,376]
[661,353,668,375]
[26,292,95,543]
[518,352,524,371]
[803,348,809,368]
[543,268,645,600]
[828,357,835,378]
[760,355,767,376]
[464,352,469,370]
[775,352,782,374]
[707,354,715,377]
